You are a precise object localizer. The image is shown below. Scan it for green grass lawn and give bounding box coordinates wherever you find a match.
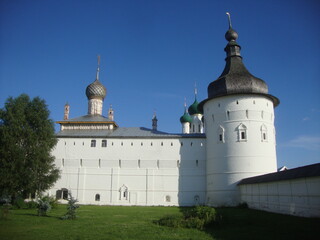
[0,205,319,240]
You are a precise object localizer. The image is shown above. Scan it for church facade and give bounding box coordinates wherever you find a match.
[48,20,279,206]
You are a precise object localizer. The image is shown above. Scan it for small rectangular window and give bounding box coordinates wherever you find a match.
[101,140,107,147]
[91,140,96,147]
[219,134,223,142]
[241,131,246,140]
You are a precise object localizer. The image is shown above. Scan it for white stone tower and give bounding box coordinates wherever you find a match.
[86,55,107,115]
[63,103,70,120]
[199,13,279,206]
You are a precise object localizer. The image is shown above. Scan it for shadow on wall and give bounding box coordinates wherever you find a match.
[178,136,206,206]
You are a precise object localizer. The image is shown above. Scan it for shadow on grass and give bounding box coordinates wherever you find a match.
[201,207,320,240]
[153,206,320,240]
[14,212,61,219]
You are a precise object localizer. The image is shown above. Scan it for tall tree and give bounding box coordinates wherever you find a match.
[0,94,60,200]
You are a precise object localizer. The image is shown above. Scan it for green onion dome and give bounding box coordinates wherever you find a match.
[188,99,201,115]
[180,110,192,123]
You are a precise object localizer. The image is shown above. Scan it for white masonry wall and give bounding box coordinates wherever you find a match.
[239,177,320,217]
[48,137,206,206]
[203,94,277,206]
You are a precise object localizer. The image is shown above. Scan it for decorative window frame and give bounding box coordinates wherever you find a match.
[218,125,225,143]
[260,124,268,142]
[119,185,128,201]
[237,123,247,142]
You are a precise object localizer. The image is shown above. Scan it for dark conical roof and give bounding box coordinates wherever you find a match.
[199,18,279,111]
[207,27,269,99]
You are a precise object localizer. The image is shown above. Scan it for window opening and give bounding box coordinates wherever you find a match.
[91,140,96,147]
[95,194,100,201]
[237,123,247,142]
[102,140,107,147]
[165,195,171,202]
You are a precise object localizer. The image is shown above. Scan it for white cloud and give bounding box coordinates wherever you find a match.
[284,136,320,151]
[302,117,310,121]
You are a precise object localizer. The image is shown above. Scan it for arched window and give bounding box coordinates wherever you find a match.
[261,124,268,142]
[237,123,247,142]
[119,185,128,201]
[95,194,100,201]
[218,125,225,143]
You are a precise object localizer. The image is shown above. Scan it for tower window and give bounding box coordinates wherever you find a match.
[101,140,107,147]
[237,123,247,142]
[261,124,268,142]
[218,125,225,143]
[177,160,180,168]
[141,142,143,146]
[91,140,96,147]
[171,142,173,146]
[240,131,246,140]
[80,159,83,167]
[196,160,199,167]
[161,142,163,146]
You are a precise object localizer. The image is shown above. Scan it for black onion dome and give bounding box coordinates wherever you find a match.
[85,79,107,100]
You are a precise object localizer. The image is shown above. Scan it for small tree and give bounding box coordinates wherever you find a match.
[37,197,51,216]
[0,94,60,201]
[61,193,79,220]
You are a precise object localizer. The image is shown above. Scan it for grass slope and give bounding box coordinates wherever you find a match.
[0,205,319,240]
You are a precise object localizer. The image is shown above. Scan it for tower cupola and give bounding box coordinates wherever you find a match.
[86,56,107,115]
[199,13,279,111]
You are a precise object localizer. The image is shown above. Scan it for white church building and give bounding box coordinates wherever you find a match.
[48,20,280,207]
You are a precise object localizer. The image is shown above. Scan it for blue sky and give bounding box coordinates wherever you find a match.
[1,0,319,169]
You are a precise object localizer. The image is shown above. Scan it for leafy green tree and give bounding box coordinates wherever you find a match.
[0,94,60,201]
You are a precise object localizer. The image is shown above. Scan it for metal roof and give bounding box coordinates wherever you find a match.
[199,26,279,112]
[57,114,113,123]
[238,163,320,185]
[56,127,206,139]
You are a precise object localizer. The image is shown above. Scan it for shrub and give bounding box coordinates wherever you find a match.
[41,195,58,209]
[1,203,12,219]
[155,214,184,228]
[238,202,248,209]
[37,198,51,216]
[61,193,79,220]
[155,206,220,230]
[13,196,27,209]
[26,200,38,209]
